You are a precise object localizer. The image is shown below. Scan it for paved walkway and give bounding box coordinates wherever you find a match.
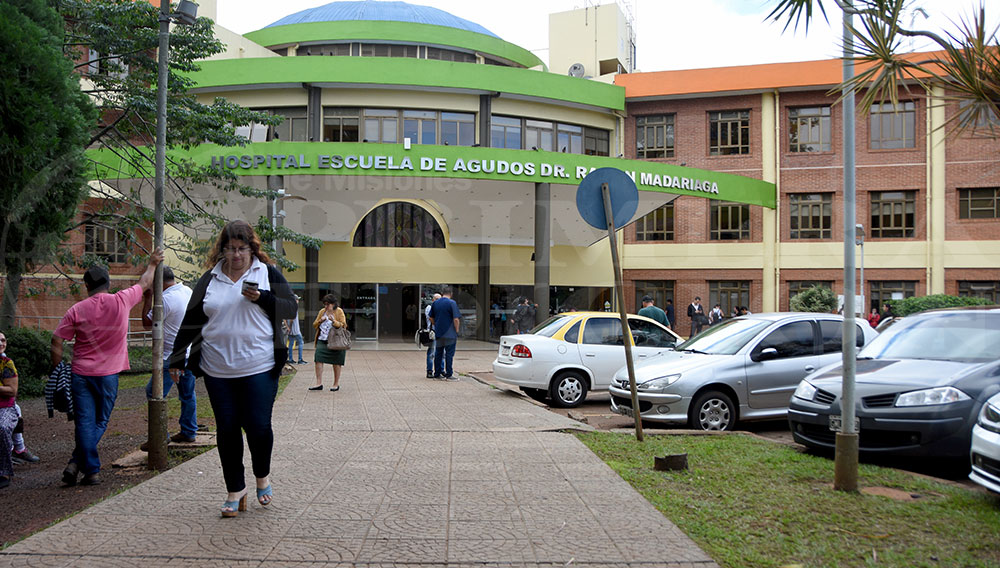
[1,345,718,567]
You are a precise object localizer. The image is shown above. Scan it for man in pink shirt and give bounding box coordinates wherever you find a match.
[51,250,162,486]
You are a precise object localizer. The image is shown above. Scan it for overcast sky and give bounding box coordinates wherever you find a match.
[215,0,998,71]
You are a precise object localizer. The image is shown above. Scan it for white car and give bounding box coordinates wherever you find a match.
[971,392,1000,494]
[492,311,681,408]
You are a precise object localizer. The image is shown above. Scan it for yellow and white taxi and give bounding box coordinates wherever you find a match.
[493,311,681,408]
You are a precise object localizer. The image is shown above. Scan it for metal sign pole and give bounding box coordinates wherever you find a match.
[601,183,643,442]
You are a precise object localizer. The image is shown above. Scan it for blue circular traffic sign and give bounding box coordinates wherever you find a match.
[576,167,639,230]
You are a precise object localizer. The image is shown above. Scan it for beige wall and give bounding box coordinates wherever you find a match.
[549,3,630,79]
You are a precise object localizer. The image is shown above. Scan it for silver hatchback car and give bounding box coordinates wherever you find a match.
[609,313,878,430]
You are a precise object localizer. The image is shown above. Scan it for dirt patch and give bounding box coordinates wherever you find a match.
[1,378,212,547]
[861,486,942,501]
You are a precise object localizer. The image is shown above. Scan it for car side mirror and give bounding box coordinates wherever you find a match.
[753,347,779,362]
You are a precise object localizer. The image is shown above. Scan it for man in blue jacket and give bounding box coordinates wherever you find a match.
[428,286,461,380]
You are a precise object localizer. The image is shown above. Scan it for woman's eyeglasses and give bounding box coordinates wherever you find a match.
[222,246,251,255]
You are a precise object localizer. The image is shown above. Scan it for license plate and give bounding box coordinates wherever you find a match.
[501,346,510,356]
[829,415,860,432]
[617,405,634,418]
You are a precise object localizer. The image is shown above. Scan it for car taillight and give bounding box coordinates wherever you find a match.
[511,344,532,358]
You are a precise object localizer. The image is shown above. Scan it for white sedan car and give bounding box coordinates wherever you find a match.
[971,392,1000,494]
[493,311,681,408]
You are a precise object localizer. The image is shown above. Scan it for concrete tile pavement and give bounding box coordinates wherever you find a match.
[1,344,719,568]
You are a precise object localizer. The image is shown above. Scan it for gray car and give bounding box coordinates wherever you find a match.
[609,313,878,431]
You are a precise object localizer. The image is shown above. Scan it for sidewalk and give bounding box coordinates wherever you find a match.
[1,345,718,567]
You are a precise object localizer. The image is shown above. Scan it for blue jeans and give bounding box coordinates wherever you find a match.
[204,371,278,493]
[433,337,457,378]
[425,339,436,372]
[146,364,198,437]
[70,373,119,475]
[287,334,304,362]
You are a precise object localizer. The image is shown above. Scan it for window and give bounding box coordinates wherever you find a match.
[441,112,475,146]
[958,281,1000,303]
[636,114,674,158]
[870,281,916,313]
[84,220,128,263]
[634,204,674,241]
[710,201,750,240]
[870,191,916,237]
[322,108,360,142]
[870,101,916,149]
[556,123,583,153]
[267,108,308,141]
[634,280,674,312]
[582,317,623,345]
[628,318,677,348]
[525,120,554,151]
[426,46,476,63]
[584,127,610,156]
[789,193,832,239]
[361,43,418,58]
[958,100,1000,131]
[959,187,1000,219]
[490,116,521,149]
[756,321,815,358]
[819,320,866,354]
[709,110,750,155]
[353,202,445,248]
[363,109,399,143]
[788,281,833,300]
[789,106,831,152]
[709,281,750,317]
[403,110,438,145]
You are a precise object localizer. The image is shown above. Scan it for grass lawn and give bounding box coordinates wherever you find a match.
[576,431,1000,568]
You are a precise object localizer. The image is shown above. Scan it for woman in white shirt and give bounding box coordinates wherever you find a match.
[169,220,296,518]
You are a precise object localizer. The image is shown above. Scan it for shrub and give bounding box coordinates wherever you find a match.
[128,345,153,375]
[3,327,59,398]
[886,294,991,317]
[789,285,837,313]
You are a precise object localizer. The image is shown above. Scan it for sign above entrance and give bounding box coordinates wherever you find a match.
[576,168,639,230]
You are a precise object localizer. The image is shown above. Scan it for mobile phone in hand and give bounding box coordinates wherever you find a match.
[242,280,259,293]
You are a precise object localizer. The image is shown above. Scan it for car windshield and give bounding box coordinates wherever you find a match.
[674,318,773,355]
[859,311,1000,362]
[531,315,575,337]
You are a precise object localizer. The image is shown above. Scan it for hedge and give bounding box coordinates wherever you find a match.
[886,294,991,317]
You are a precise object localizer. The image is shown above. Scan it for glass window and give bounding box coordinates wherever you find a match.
[958,281,1000,303]
[441,112,475,146]
[789,193,832,239]
[709,280,750,318]
[870,101,916,149]
[584,127,610,156]
[525,120,553,152]
[267,107,308,142]
[363,109,399,143]
[788,281,834,300]
[788,106,831,152]
[582,317,623,346]
[819,320,867,353]
[709,110,750,155]
[491,116,522,149]
[556,123,583,153]
[353,201,445,248]
[564,321,581,343]
[635,204,674,241]
[403,110,437,145]
[870,190,916,237]
[636,114,674,158]
[426,46,476,63]
[958,187,1000,219]
[634,280,674,312]
[84,220,128,263]
[756,321,815,358]
[959,99,1000,131]
[870,281,916,314]
[322,107,360,142]
[710,201,750,240]
[628,318,677,348]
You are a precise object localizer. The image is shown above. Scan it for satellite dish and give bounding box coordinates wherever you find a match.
[568,63,585,77]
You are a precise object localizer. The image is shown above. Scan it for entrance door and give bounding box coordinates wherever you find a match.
[377,284,421,341]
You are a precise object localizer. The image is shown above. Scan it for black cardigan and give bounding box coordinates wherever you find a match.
[168,263,296,380]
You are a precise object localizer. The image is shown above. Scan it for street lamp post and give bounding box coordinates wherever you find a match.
[856,224,865,317]
[149,0,198,471]
[270,189,307,258]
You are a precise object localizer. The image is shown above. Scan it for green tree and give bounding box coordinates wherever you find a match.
[0,0,97,329]
[789,285,838,312]
[769,0,1000,134]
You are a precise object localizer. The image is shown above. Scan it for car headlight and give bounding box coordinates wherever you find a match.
[637,374,681,391]
[895,387,970,407]
[793,381,817,401]
[978,401,1000,434]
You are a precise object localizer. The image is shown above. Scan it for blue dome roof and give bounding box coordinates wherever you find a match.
[265,1,498,38]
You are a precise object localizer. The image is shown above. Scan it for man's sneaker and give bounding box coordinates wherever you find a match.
[170,433,197,444]
[297,360,307,364]
[62,462,79,487]
[11,449,40,464]
[426,370,434,378]
[445,375,459,381]
[80,473,101,486]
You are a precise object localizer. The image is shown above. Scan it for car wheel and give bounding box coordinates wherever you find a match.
[519,387,548,403]
[689,391,736,431]
[549,371,588,408]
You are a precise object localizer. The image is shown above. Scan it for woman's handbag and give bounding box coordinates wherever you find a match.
[327,326,352,350]
[417,328,435,347]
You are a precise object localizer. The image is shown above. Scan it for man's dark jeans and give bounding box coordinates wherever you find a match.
[433,337,457,378]
[70,373,119,475]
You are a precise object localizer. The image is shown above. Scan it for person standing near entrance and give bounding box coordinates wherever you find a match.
[664,299,676,330]
[637,295,669,327]
[285,295,306,365]
[424,293,441,378]
[513,297,536,334]
[687,296,706,337]
[429,286,461,380]
[312,295,347,391]
[52,249,163,487]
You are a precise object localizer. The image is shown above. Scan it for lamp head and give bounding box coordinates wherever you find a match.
[174,0,198,25]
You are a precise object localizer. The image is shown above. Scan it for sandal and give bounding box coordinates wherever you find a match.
[221,490,247,518]
[256,484,273,506]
